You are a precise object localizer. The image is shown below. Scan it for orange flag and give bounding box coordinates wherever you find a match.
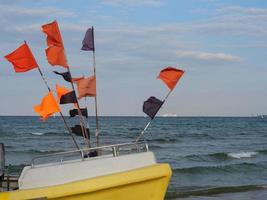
[34,91,61,120]
[42,21,68,68]
[157,67,184,90]
[73,76,96,99]
[56,84,71,103]
[4,42,38,73]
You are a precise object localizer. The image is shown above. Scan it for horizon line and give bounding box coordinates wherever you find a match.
[0,115,260,118]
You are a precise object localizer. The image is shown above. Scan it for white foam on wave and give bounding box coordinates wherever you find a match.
[228,152,258,159]
[31,132,45,136]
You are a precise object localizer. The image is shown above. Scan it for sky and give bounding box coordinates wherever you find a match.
[0,0,267,116]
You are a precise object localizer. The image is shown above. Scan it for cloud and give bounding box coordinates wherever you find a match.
[3,24,39,33]
[218,6,267,16]
[0,3,260,75]
[0,4,75,18]
[172,5,267,38]
[186,20,267,37]
[176,51,242,62]
[0,19,240,71]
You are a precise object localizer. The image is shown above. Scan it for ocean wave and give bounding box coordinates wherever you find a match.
[185,152,229,162]
[185,151,261,162]
[227,152,258,159]
[148,144,163,149]
[173,162,265,174]
[147,137,181,143]
[31,132,65,136]
[259,149,267,154]
[166,184,266,199]
[31,132,45,136]
[8,149,62,154]
[127,128,140,131]
[29,149,62,154]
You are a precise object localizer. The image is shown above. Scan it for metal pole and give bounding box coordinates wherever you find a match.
[58,112,80,150]
[52,25,91,149]
[93,50,100,147]
[135,121,151,143]
[62,46,91,148]
[67,68,91,148]
[36,67,80,150]
[88,26,100,147]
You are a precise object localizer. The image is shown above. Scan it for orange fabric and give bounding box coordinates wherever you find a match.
[73,76,96,99]
[33,91,61,121]
[4,42,38,73]
[45,46,67,68]
[56,84,71,103]
[72,76,84,83]
[157,67,184,90]
[42,21,63,47]
[42,21,68,68]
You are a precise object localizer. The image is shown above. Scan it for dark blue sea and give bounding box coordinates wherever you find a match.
[1,116,267,199]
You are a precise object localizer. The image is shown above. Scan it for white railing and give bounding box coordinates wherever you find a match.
[31,142,149,167]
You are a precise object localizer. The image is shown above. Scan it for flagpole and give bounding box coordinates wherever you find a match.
[58,54,91,149]
[92,27,100,148]
[93,51,100,146]
[41,21,90,149]
[135,90,172,143]
[59,39,91,149]
[64,53,91,149]
[36,67,80,151]
[66,68,91,148]
[135,120,152,143]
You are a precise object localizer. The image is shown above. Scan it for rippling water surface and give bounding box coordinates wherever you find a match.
[1,116,267,199]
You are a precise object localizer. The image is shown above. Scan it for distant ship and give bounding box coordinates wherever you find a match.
[161,113,178,117]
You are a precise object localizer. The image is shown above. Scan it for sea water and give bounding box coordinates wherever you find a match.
[0,116,267,199]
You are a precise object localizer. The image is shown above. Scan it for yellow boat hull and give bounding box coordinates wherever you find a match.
[0,164,171,200]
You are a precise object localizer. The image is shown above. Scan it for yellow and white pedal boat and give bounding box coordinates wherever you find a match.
[0,142,171,200]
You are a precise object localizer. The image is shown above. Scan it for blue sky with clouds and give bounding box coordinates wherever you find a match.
[0,0,267,116]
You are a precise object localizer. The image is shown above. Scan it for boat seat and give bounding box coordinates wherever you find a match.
[83,150,98,158]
